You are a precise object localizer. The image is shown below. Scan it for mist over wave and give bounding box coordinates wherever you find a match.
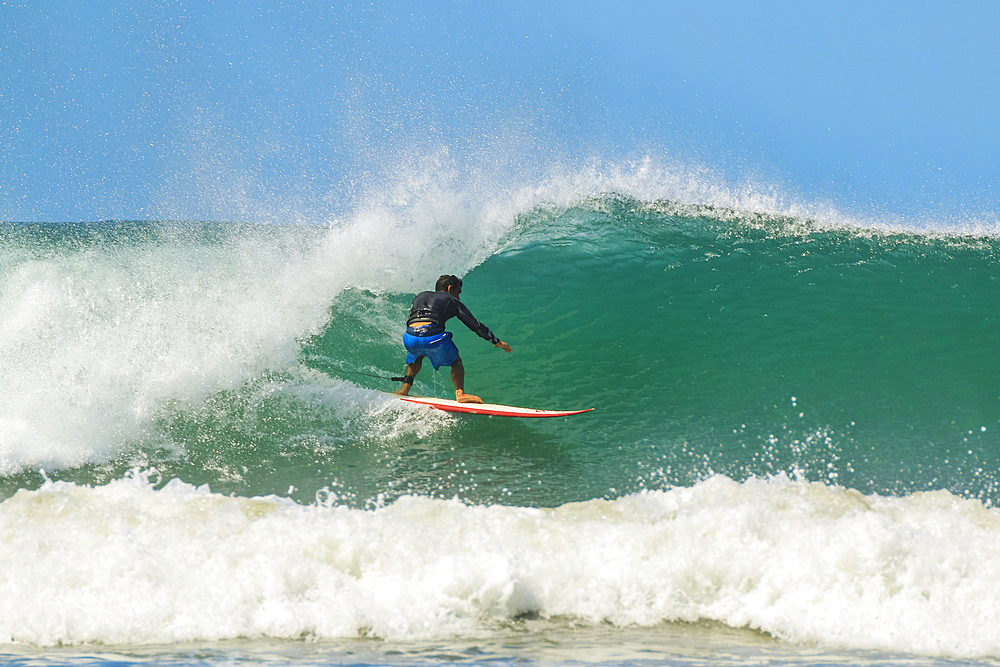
[0,154,846,476]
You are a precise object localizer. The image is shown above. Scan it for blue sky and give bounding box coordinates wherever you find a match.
[2,1,998,224]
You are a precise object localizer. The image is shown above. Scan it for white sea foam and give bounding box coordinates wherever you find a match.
[0,228,336,473]
[1,472,998,657]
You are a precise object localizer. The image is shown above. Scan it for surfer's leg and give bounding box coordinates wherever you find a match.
[395,357,422,395]
[451,358,483,404]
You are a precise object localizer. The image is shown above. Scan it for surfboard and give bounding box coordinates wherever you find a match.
[399,395,594,418]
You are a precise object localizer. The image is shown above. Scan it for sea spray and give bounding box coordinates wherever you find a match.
[0,223,337,473]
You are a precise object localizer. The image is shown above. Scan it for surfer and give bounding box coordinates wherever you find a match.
[396,274,512,403]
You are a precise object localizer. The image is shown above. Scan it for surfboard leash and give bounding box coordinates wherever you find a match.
[338,369,409,383]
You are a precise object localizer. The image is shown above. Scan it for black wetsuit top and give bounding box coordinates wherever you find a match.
[406,290,500,345]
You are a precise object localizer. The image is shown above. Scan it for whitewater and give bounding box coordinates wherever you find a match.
[4,471,1000,657]
[1,159,999,666]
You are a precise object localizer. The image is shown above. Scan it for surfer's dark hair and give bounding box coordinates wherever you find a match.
[436,275,463,292]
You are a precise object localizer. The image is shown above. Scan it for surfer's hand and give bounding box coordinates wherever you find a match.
[496,341,512,353]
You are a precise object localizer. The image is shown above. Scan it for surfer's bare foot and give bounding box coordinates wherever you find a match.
[395,387,409,396]
[456,391,483,404]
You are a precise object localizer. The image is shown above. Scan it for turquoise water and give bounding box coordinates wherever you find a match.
[1,187,999,664]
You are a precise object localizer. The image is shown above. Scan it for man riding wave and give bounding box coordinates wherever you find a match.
[395,274,512,404]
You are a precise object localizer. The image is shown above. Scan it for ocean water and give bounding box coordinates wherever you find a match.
[1,168,999,666]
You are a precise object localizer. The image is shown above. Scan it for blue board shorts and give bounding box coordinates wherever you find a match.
[403,328,460,369]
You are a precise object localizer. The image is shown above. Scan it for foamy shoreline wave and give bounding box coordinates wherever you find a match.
[2,471,998,658]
